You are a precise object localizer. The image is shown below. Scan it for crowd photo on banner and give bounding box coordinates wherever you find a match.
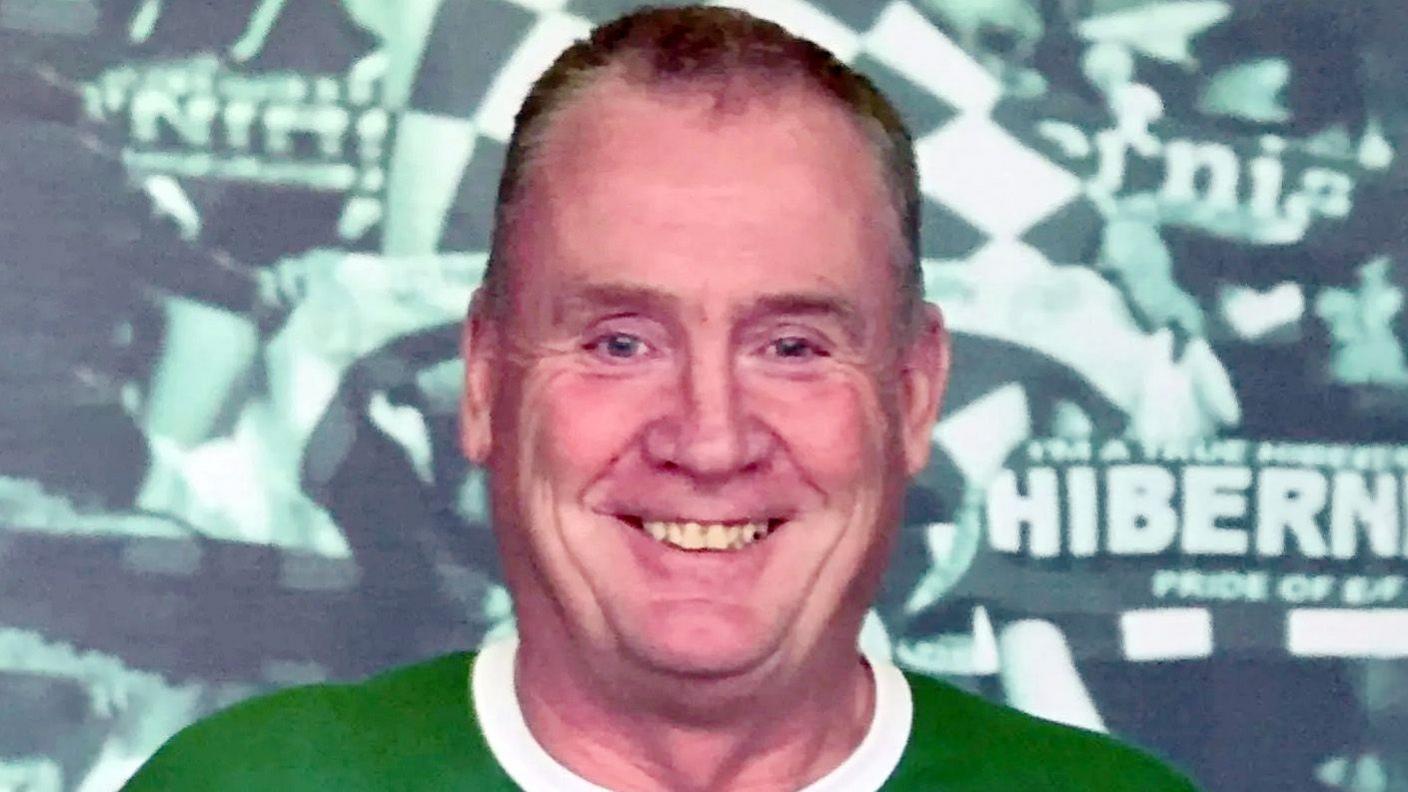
[1,0,1407,789]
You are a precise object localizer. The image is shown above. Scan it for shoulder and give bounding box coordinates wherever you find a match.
[122,653,478,791]
[890,671,1201,791]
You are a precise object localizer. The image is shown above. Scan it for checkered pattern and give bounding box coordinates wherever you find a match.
[408,0,1094,270]
[402,0,1384,667]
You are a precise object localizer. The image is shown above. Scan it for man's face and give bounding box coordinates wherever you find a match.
[463,79,946,680]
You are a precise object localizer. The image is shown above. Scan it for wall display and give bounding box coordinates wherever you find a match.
[2,0,1406,789]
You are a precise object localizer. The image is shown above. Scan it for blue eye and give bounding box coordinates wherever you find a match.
[587,332,648,360]
[768,337,826,360]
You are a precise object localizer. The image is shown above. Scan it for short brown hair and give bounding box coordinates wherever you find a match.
[481,5,921,329]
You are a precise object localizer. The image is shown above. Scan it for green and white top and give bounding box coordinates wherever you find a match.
[471,639,913,790]
[124,638,1200,791]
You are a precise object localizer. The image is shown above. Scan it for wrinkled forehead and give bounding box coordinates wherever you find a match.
[496,75,904,313]
[533,71,887,193]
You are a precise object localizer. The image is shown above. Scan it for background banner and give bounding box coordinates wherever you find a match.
[3,0,1407,789]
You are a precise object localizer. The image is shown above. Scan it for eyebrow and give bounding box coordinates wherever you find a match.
[553,283,680,325]
[553,282,867,346]
[738,293,867,347]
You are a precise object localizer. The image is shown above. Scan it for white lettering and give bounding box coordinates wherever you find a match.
[1181,466,1251,554]
[1255,467,1329,557]
[1330,472,1399,559]
[1108,466,1178,554]
[986,469,1060,557]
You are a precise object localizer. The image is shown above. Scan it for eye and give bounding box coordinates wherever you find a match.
[585,332,651,361]
[765,336,828,361]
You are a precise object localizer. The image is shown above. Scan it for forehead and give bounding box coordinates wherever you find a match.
[501,77,901,324]
[539,74,879,179]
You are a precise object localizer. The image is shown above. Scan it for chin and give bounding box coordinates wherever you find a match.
[618,602,785,679]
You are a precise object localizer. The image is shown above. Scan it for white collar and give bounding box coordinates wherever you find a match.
[471,637,913,792]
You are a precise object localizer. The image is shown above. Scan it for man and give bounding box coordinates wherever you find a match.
[122,7,1198,790]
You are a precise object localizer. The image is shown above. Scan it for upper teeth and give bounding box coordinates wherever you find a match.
[642,520,772,551]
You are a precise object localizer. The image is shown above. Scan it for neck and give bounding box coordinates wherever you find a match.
[514,634,875,792]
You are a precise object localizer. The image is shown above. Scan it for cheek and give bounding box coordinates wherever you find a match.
[538,372,662,474]
[756,375,883,484]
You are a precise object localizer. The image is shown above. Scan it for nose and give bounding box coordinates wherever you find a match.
[643,343,772,478]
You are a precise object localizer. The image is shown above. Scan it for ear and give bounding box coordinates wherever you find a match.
[897,302,950,477]
[460,290,497,464]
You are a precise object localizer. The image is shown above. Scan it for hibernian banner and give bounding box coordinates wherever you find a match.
[973,438,1408,653]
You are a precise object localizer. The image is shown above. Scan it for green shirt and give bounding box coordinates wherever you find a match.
[123,649,1199,791]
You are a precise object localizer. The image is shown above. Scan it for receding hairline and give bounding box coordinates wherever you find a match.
[479,5,924,337]
[515,66,899,212]
[501,73,911,318]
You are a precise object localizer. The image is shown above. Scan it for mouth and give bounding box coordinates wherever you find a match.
[616,515,787,552]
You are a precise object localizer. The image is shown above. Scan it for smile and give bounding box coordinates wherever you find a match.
[617,516,785,551]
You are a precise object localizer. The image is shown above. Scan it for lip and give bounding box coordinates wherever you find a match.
[596,503,797,524]
[617,513,787,526]
[610,513,789,532]
[592,489,801,524]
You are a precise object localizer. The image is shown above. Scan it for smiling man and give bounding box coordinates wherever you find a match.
[123,6,1198,791]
